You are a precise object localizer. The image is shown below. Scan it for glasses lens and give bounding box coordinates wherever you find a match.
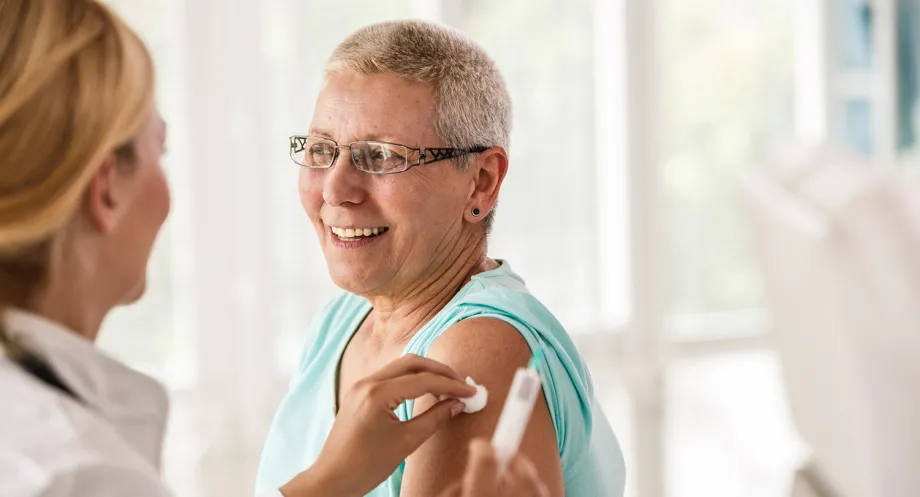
[353,142,409,173]
[291,136,336,168]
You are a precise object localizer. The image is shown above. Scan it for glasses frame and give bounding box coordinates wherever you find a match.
[289,135,489,175]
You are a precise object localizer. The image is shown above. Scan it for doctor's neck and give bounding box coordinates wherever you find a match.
[27,259,122,343]
[31,291,108,343]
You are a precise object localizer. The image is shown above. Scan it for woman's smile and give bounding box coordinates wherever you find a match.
[328,225,391,249]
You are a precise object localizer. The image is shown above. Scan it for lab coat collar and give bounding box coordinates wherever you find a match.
[3,308,170,469]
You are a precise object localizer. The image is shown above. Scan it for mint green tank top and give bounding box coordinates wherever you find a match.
[255,261,625,496]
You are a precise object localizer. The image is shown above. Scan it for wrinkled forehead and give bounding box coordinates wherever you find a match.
[310,72,441,146]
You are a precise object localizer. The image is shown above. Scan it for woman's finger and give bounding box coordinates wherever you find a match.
[383,372,476,403]
[366,353,465,382]
[461,439,500,497]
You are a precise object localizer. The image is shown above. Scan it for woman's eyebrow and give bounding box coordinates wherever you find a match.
[309,129,417,146]
[309,129,334,139]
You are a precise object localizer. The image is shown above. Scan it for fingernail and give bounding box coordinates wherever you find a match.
[451,401,465,417]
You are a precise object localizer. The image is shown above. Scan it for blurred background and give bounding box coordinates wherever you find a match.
[96,1,920,496]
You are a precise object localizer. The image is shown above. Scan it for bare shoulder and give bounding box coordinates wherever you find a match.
[399,317,564,497]
[428,316,533,375]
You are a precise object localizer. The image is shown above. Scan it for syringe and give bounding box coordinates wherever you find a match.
[490,347,545,470]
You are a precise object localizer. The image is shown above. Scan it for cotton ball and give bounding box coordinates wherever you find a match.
[441,376,488,414]
[460,377,488,413]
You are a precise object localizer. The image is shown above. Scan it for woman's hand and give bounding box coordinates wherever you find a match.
[279,354,476,497]
[439,439,551,497]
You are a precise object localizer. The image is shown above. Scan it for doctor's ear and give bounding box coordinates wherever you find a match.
[84,151,133,233]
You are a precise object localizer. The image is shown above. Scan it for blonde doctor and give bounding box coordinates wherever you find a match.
[0,1,550,497]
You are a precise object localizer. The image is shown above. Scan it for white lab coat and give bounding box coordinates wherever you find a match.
[0,309,282,497]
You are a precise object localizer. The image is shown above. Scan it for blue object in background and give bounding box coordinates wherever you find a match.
[837,0,873,155]
[836,0,919,153]
[844,99,873,155]
[840,0,873,69]
[897,0,918,150]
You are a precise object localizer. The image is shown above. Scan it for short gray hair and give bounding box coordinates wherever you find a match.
[325,19,511,235]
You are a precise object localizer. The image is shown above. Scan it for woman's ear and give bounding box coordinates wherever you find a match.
[84,154,127,233]
[465,147,508,223]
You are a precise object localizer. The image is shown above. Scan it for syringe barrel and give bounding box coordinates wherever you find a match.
[491,367,541,465]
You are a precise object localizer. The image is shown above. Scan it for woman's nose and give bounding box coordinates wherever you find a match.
[322,148,366,207]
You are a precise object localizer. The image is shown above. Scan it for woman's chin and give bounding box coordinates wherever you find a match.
[329,274,370,295]
[327,266,385,296]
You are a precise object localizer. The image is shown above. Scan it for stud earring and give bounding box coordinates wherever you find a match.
[472,207,481,217]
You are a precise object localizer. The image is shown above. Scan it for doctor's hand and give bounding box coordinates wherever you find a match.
[279,354,476,497]
[439,439,551,497]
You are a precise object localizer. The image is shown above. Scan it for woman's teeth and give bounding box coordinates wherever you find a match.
[330,226,388,239]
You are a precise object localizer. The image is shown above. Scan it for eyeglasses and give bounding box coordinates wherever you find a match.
[289,135,488,175]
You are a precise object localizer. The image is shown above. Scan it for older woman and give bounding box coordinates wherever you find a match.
[256,19,626,497]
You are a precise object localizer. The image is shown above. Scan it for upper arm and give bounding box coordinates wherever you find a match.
[399,317,565,497]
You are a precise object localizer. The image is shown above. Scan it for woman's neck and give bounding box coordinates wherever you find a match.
[366,235,495,345]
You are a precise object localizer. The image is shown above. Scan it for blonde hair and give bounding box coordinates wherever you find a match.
[0,0,153,343]
[326,20,511,235]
